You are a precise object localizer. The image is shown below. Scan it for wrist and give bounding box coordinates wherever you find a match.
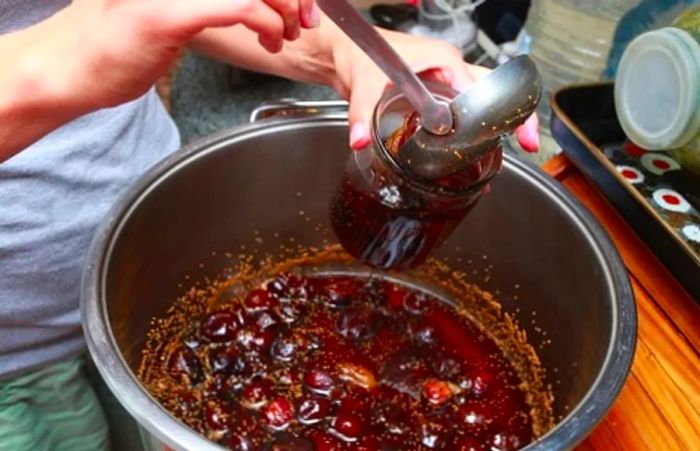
[0,6,96,159]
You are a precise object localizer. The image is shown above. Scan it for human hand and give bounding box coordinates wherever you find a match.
[326,27,540,152]
[52,0,320,110]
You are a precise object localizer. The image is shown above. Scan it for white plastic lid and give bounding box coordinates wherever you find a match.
[615,28,700,150]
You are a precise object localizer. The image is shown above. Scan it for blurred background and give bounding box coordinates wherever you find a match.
[161,0,698,165]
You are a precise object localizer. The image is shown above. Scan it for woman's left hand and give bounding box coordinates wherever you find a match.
[326,26,540,152]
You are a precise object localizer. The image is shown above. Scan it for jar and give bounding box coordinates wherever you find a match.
[330,85,502,270]
[614,5,700,175]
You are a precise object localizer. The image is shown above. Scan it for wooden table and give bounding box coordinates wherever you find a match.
[542,155,700,450]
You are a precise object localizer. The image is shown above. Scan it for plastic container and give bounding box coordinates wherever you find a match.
[615,5,700,174]
[604,0,698,79]
[515,0,640,161]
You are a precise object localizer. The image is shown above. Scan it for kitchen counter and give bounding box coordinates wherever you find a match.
[543,155,700,450]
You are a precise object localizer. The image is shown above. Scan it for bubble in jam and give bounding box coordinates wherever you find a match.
[147,274,534,450]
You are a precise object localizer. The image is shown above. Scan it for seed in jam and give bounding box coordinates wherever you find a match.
[270,335,299,362]
[237,328,274,354]
[409,321,438,346]
[166,346,203,384]
[240,377,274,410]
[143,273,537,450]
[331,412,365,442]
[267,276,292,299]
[201,311,239,343]
[297,397,332,424]
[276,302,303,323]
[304,370,335,395]
[253,310,280,331]
[336,307,382,342]
[208,346,247,375]
[204,400,230,436]
[263,398,295,430]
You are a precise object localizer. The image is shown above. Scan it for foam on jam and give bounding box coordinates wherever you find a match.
[143,273,536,450]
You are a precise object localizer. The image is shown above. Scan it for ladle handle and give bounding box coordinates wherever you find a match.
[317,0,452,135]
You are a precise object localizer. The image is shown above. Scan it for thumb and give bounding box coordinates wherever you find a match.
[347,73,387,151]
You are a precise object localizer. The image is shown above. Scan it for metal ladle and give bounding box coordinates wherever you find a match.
[317,0,542,181]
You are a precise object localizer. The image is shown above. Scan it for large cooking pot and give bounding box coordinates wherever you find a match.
[81,102,636,451]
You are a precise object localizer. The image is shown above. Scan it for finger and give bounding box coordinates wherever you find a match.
[264,0,301,40]
[396,41,489,93]
[345,66,462,150]
[259,33,284,53]
[166,0,285,43]
[417,67,454,87]
[300,0,321,28]
[516,114,540,153]
[347,70,387,150]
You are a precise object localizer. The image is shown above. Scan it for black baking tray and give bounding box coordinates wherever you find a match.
[550,82,700,301]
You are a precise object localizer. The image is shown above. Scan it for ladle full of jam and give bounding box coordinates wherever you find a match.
[149,273,535,450]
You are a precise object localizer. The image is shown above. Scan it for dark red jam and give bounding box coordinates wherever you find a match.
[330,179,474,270]
[154,274,533,450]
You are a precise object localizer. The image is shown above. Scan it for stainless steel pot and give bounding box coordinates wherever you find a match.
[81,102,636,451]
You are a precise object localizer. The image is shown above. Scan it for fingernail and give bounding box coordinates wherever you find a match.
[285,26,300,41]
[440,68,454,86]
[350,123,370,150]
[518,126,540,153]
[309,3,321,27]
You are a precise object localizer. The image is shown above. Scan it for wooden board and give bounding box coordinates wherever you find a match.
[543,155,700,450]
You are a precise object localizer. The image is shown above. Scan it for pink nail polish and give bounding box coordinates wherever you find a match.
[518,126,540,153]
[309,3,321,27]
[350,123,369,150]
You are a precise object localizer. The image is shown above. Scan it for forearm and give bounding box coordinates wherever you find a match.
[0,6,94,163]
[189,17,340,89]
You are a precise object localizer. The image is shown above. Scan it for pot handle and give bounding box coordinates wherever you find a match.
[249,99,349,123]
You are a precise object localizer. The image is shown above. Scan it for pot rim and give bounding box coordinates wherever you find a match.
[81,116,636,451]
